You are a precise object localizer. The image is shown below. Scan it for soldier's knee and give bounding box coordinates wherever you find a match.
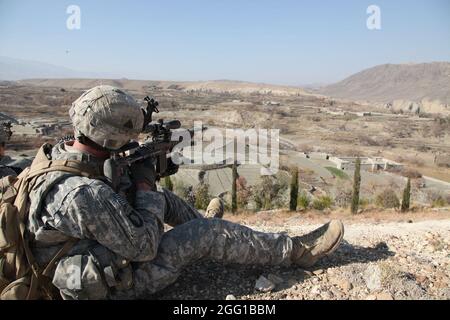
[203,217,229,233]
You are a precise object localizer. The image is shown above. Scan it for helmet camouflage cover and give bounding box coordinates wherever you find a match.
[69,85,144,150]
[0,121,13,144]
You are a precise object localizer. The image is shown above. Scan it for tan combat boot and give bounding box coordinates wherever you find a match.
[291,220,344,268]
[205,198,224,218]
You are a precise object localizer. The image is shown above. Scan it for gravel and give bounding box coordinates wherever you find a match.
[152,218,450,300]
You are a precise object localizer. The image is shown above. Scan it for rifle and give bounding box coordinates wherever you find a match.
[103,96,203,191]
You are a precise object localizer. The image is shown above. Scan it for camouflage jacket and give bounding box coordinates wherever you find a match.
[27,142,166,280]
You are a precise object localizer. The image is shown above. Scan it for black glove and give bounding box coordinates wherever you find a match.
[129,158,157,190]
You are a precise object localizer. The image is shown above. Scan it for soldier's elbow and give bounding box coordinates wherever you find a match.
[130,239,159,262]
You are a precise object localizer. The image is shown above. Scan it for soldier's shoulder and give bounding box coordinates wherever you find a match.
[32,173,112,213]
[55,174,111,195]
[31,172,110,204]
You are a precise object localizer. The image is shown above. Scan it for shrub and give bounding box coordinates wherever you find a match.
[253,174,289,210]
[402,168,422,179]
[334,188,353,207]
[194,182,211,210]
[312,196,333,211]
[162,176,174,191]
[298,192,310,210]
[173,179,192,202]
[432,196,448,208]
[427,190,449,207]
[236,176,252,209]
[375,189,400,209]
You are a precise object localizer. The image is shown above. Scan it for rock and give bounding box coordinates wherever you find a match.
[255,276,275,292]
[320,291,332,299]
[331,277,353,292]
[313,269,324,275]
[363,265,382,291]
[376,292,394,300]
[415,275,428,284]
[304,271,313,277]
[365,294,377,300]
[226,294,237,300]
[340,280,353,292]
[310,285,321,296]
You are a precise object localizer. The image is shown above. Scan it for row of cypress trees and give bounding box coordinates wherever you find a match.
[163,158,412,213]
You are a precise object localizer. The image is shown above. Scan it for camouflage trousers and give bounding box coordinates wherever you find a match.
[111,190,293,299]
[53,190,293,299]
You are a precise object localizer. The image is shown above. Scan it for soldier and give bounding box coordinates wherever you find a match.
[28,85,344,299]
[0,121,32,177]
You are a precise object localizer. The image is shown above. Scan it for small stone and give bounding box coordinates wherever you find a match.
[321,291,332,299]
[365,294,377,300]
[341,280,353,292]
[313,269,324,275]
[310,285,321,296]
[255,276,275,292]
[415,275,428,284]
[226,294,237,300]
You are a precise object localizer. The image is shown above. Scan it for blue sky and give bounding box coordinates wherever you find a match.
[0,0,449,84]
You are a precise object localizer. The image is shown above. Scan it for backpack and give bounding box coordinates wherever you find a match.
[0,143,100,300]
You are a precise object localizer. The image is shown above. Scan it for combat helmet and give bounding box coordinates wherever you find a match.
[69,85,144,150]
[0,121,13,145]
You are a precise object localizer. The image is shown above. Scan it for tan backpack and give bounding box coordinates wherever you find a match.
[0,143,99,300]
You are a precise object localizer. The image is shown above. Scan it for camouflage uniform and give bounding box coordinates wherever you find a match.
[26,85,343,300]
[28,142,293,299]
[0,121,32,177]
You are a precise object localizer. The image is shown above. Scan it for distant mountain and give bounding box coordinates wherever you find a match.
[319,62,450,105]
[18,78,311,96]
[0,56,113,80]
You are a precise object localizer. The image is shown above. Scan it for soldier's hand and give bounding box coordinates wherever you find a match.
[130,158,157,191]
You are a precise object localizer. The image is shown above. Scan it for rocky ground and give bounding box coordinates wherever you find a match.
[153,211,450,300]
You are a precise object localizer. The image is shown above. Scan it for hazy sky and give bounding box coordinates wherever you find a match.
[1,0,449,85]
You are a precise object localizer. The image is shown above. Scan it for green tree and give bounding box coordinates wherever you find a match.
[401,178,411,212]
[351,158,361,214]
[164,176,173,191]
[231,161,238,213]
[289,167,299,211]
